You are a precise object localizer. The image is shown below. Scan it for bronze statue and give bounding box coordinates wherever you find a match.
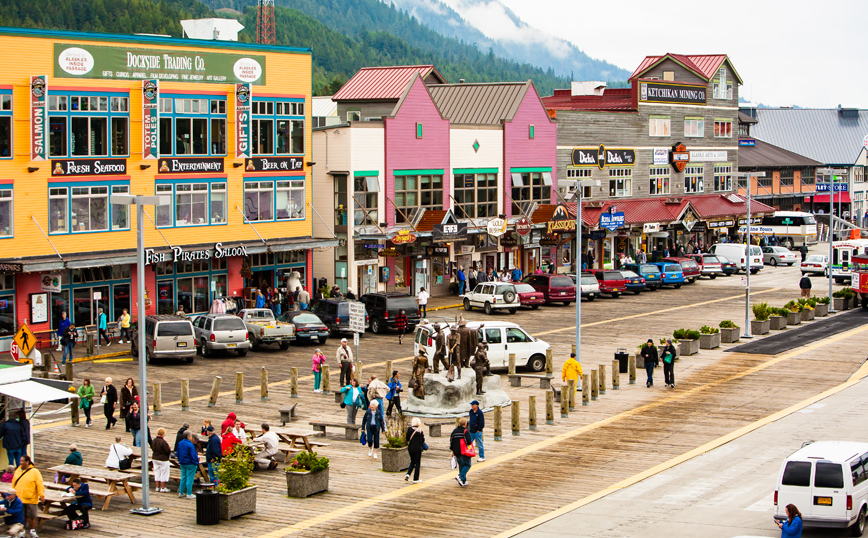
[446,324,462,382]
[410,349,429,399]
[457,319,481,368]
[470,342,490,395]
[431,324,449,374]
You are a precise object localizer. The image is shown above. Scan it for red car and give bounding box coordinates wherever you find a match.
[521,274,576,305]
[586,269,628,298]
[688,253,723,279]
[661,257,701,283]
[513,283,545,309]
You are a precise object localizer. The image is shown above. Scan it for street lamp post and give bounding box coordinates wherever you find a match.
[569,179,600,366]
[737,171,764,339]
[112,193,169,516]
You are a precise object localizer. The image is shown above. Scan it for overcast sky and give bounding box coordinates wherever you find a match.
[439,0,867,109]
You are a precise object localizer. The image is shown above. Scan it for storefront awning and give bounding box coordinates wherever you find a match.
[0,380,76,404]
[811,193,851,204]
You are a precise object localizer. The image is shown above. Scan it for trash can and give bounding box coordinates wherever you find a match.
[195,490,220,525]
[615,348,629,374]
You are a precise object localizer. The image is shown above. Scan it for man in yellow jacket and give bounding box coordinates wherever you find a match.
[561,352,583,393]
[12,454,44,536]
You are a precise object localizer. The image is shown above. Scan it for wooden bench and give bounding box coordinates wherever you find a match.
[424,420,453,438]
[308,420,360,440]
[276,446,304,462]
[279,402,299,425]
[120,468,183,482]
[508,374,552,389]
[307,440,331,448]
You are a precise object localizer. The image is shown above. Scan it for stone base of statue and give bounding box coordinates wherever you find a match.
[405,368,510,416]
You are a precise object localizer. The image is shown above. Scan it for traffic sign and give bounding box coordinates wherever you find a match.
[13,324,36,357]
[816,183,849,192]
[348,302,365,334]
[741,276,748,287]
[9,342,19,362]
[781,218,793,226]
[353,332,359,347]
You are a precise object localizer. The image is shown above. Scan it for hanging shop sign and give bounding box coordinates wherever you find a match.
[600,210,625,232]
[53,44,266,84]
[432,222,468,242]
[589,230,607,240]
[739,139,756,147]
[539,235,560,246]
[158,157,224,174]
[708,219,735,229]
[681,210,698,232]
[426,246,449,256]
[737,216,763,225]
[378,248,399,257]
[487,218,507,237]
[653,148,669,166]
[499,232,519,248]
[244,157,303,172]
[235,83,252,159]
[571,146,635,169]
[389,230,417,245]
[52,158,127,176]
[643,223,660,233]
[670,142,690,172]
[546,204,576,234]
[515,217,532,236]
[30,75,47,161]
[142,79,159,160]
[689,150,727,162]
[40,273,62,293]
[145,243,248,265]
[639,81,707,106]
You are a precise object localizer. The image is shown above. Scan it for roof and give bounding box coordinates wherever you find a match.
[428,82,529,125]
[541,88,635,113]
[415,210,448,232]
[787,441,868,463]
[332,65,446,101]
[312,96,337,117]
[630,53,742,84]
[738,139,824,168]
[752,108,868,165]
[738,111,758,125]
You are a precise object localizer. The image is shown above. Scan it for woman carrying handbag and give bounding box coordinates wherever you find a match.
[450,417,474,486]
[404,417,426,483]
[76,378,94,428]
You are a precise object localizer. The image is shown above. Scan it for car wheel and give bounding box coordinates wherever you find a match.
[528,354,546,372]
[633,291,641,295]
[503,290,517,304]
[863,297,868,310]
[185,355,194,364]
[371,318,383,334]
[675,284,682,289]
[196,346,202,356]
[279,342,291,350]
[145,348,153,364]
[530,305,540,310]
[318,336,328,345]
[236,349,248,357]
[587,295,595,301]
[787,263,794,266]
[562,301,571,306]
[509,308,517,315]
[202,345,211,358]
[463,298,472,311]
[851,506,866,537]
[611,292,620,298]
[484,302,493,315]
[770,258,778,266]
[710,274,716,279]
[751,268,759,274]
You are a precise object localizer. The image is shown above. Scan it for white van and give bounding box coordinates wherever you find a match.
[708,243,763,274]
[412,321,550,372]
[774,441,868,535]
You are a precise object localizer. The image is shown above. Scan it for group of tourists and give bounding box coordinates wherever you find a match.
[640,339,678,388]
[54,307,132,364]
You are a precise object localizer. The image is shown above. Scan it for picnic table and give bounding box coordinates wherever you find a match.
[251,427,328,453]
[36,489,71,531]
[49,465,140,511]
[128,446,209,479]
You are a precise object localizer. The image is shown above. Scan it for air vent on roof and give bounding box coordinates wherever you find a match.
[586,201,604,208]
[838,105,859,120]
[726,194,744,204]
[664,198,683,204]
[571,81,607,97]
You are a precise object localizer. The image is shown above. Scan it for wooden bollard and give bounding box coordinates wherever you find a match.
[545,391,554,425]
[612,360,620,390]
[70,397,80,426]
[65,362,74,382]
[356,360,363,378]
[545,349,553,378]
[290,367,298,398]
[321,365,331,394]
[260,367,269,402]
[181,379,190,411]
[572,343,576,355]
[508,354,516,376]
[493,406,503,441]
[208,376,222,407]
[598,364,607,395]
[385,360,393,382]
[511,401,520,436]
[560,383,569,418]
[235,372,244,404]
[528,395,537,430]
[582,374,590,406]
[591,370,599,401]
[629,354,637,385]
[568,379,576,411]
[153,383,162,416]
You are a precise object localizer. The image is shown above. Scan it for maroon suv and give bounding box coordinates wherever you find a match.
[521,274,576,305]
[585,269,628,298]
[661,257,701,283]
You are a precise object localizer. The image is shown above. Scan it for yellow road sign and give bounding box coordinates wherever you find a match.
[13,324,36,357]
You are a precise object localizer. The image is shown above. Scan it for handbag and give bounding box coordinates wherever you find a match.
[460,436,476,458]
[450,455,457,469]
[79,397,90,410]
[113,446,132,470]
[422,442,428,451]
[99,393,107,405]
[359,431,367,445]
[340,402,346,409]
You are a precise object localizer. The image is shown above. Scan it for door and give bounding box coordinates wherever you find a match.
[481,327,506,366]
[778,460,813,517]
[414,260,427,295]
[358,265,377,296]
[93,285,109,326]
[505,327,533,366]
[812,461,847,521]
[157,280,174,315]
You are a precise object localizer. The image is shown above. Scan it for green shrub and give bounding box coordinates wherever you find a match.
[784,300,802,312]
[817,296,831,304]
[798,298,813,310]
[673,328,688,340]
[752,302,772,321]
[659,338,673,345]
[806,297,818,308]
[843,287,857,298]
[719,320,739,329]
[217,444,255,493]
[287,451,329,473]
[686,329,701,340]
[700,325,719,334]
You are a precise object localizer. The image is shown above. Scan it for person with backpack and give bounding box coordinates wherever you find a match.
[799,274,812,298]
[61,323,76,365]
[661,339,677,388]
[56,311,70,352]
[385,371,403,417]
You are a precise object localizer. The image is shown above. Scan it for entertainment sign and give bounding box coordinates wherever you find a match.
[158,157,224,174]
[639,81,707,105]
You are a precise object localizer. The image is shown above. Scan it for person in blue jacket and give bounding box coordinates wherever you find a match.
[64,478,92,529]
[362,401,386,460]
[204,426,222,484]
[340,379,366,425]
[776,504,802,538]
[56,311,70,352]
[0,487,24,528]
[0,419,25,466]
[177,431,199,499]
[97,308,110,347]
[468,400,485,462]
[386,371,403,417]
[457,267,466,296]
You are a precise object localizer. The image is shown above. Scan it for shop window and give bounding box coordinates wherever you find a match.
[334,175,347,226]
[511,172,550,216]
[49,188,68,234]
[156,181,227,228]
[244,181,274,221]
[801,168,815,185]
[177,260,210,273]
[175,183,208,225]
[155,184,173,227]
[714,164,733,192]
[111,185,130,230]
[649,116,670,137]
[780,169,795,186]
[684,117,704,138]
[566,168,594,198]
[714,119,733,138]
[158,96,227,156]
[212,257,227,271]
[252,98,305,156]
[0,92,11,158]
[608,168,632,197]
[48,93,129,157]
[0,188,11,237]
[353,176,379,225]
[276,119,304,154]
[684,166,704,193]
[71,117,108,156]
[276,179,305,220]
[211,183,227,224]
[113,284,130,323]
[347,110,361,122]
[0,291,14,339]
[649,167,670,195]
[395,174,443,223]
[71,186,108,232]
[454,173,497,218]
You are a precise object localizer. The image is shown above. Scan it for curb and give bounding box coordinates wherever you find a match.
[71,350,132,363]
[427,303,462,312]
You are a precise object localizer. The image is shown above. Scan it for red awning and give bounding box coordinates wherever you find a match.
[811,193,851,204]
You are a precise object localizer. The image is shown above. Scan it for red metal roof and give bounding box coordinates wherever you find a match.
[630,54,731,82]
[415,210,447,233]
[332,65,445,101]
[541,88,635,113]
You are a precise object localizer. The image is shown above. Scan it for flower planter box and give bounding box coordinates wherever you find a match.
[801,308,814,321]
[699,332,721,349]
[815,303,829,317]
[381,446,410,473]
[786,311,801,325]
[217,486,257,520]
[833,297,848,311]
[769,316,787,331]
[751,319,770,335]
[677,338,699,356]
[286,468,329,498]
[719,327,740,344]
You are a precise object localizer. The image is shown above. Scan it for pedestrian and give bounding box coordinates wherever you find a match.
[340,378,365,424]
[0,413,25,467]
[311,349,326,393]
[204,426,221,483]
[56,311,70,352]
[776,503,803,538]
[366,375,389,422]
[97,308,110,347]
[451,417,473,486]
[457,266,466,296]
[255,289,266,308]
[404,417,425,483]
[61,323,76,366]
[221,428,242,455]
[173,422,191,455]
[220,412,242,436]
[12,455,43,537]
[117,308,131,344]
[417,287,429,318]
[64,444,82,466]
[0,488,24,535]
[561,352,583,394]
[800,243,808,262]
[100,377,118,430]
[337,338,354,387]
[75,379,93,428]
[125,402,142,447]
[799,274,812,298]
[362,400,385,459]
[105,436,132,470]
[120,378,138,430]
[386,371,403,417]
[640,339,659,388]
[177,431,198,499]
[297,286,310,310]
[2,465,14,483]
[63,478,91,529]
[395,309,408,345]
[152,428,172,493]
[468,400,485,462]
[661,338,677,388]
[512,265,523,282]
[468,266,478,292]
[253,424,280,470]
[345,287,356,300]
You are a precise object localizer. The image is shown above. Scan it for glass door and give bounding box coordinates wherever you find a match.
[413,260,427,295]
[176,277,193,314]
[73,288,91,327]
[93,285,110,324]
[157,280,174,315]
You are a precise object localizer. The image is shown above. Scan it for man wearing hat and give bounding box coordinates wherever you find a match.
[337,339,354,386]
[468,400,485,462]
[431,324,449,374]
[410,350,429,399]
[204,425,222,483]
[0,486,25,537]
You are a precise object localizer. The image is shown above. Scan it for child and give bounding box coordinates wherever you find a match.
[0,465,13,483]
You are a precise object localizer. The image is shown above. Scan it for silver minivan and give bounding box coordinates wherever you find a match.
[193,314,251,357]
[131,315,196,364]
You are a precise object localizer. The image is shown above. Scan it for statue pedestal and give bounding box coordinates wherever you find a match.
[405,369,511,416]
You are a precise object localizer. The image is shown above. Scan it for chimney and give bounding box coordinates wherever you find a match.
[459,79,465,84]
[571,81,607,97]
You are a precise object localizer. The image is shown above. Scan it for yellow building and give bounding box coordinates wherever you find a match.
[0,27,336,351]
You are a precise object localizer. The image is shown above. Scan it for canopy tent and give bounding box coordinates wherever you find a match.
[0,380,76,404]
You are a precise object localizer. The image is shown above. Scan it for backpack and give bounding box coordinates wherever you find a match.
[66,519,85,530]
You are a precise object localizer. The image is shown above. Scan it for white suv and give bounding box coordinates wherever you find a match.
[413,321,550,371]
[463,282,519,315]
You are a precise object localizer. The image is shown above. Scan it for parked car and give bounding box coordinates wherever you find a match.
[521,274,576,305]
[359,292,421,334]
[715,255,738,276]
[801,254,829,276]
[618,270,647,294]
[661,257,701,283]
[513,282,545,310]
[278,311,329,344]
[585,270,628,298]
[708,243,763,274]
[650,262,685,288]
[130,315,196,364]
[192,313,250,357]
[309,299,369,336]
[463,282,519,315]
[413,321,550,372]
[570,273,601,301]
[762,245,798,266]
[238,308,296,350]
[688,253,724,279]
[622,263,661,290]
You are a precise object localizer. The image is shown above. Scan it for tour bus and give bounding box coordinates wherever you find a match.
[759,211,818,247]
[850,254,868,309]
[830,238,868,283]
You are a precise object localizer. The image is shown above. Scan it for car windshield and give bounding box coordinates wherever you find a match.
[514,284,535,293]
[775,247,791,253]
[550,276,574,288]
[580,276,597,285]
[806,256,825,262]
[620,271,639,278]
[703,256,720,263]
[602,272,622,280]
[292,313,322,324]
[157,322,193,337]
[681,260,699,268]
[749,246,762,255]
[640,264,660,273]
[213,318,245,331]
[665,265,681,272]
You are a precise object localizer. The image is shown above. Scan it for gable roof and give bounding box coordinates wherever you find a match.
[332,65,446,101]
[428,82,529,125]
[630,53,742,84]
[752,108,868,165]
[738,139,824,169]
[541,88,635,113]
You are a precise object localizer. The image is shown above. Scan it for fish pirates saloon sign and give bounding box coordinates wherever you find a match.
[670,142,690,172]
[546,203,576,234]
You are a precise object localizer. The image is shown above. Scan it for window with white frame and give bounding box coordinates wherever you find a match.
[649,167,670,195]
[49,188,68,234]
[156,184,173,227]
[684,117,704,138]
[713,164,733,192]
[175,183,208,225]
[347,110,361,122]
[649,116,671,137]
[276,180,305,220]
[511,172,551,216]
[244,181,274,222]
[566,168,594,198]
[70,186,108,232]
[211,183,227,224]
[608,168,632,197]
[0,188,11,237]
[684,166,704,193]
[713,68,732,100]
[855,167,865,183]
[353,176,379,225]
[48,94,129,157]
[156,182,228,227]
[158,96,227,156]
[714,119,733,138]
[111,185,130,230]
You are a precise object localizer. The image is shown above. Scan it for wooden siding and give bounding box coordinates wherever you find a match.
[336,101,396,122]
